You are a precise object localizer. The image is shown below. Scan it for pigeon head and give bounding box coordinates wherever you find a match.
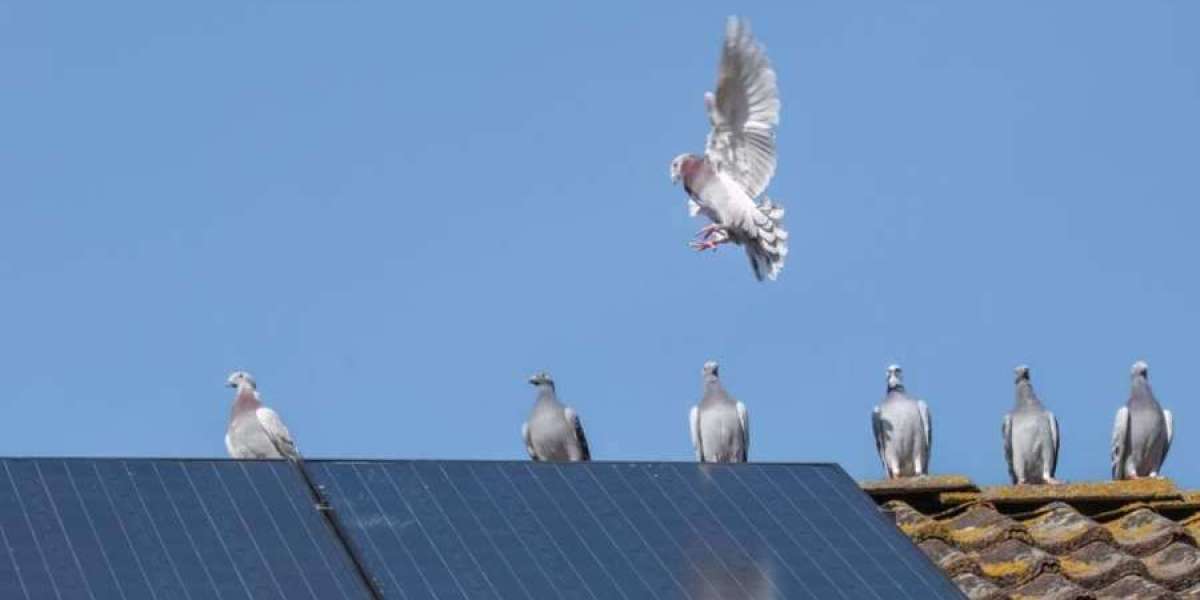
[1014,365,1031,383]
[528,371,554,387]
[670,154,693,185]
[702,360,720,378]
[1131,360,1150,379]
[886,364,904,390]
[226,371,256,390]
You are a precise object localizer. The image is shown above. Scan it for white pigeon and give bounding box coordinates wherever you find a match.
[670,17,788,281]
[523,372,590,462]
[1002,365,1061,485]
[225,371,299,460]
[690,361,749,463]
[1112,360,1173,480]
[871,365,931,479]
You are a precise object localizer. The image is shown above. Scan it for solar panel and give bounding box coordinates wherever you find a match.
[309,461,964,600]
[0,458,373,600]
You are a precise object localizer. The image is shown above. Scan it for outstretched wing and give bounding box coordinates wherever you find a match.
[1111,407,1129,480]
[704,17,780,200]
[1048,411,1060,477]
[564,407,590,461]
[1002,414,1015,484]
[736,401,749,462]
[255,406,299,460]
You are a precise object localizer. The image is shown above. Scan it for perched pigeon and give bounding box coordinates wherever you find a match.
[690,361,749,463]
[225,371,299,460]
[670,17,788,281]
[1002,366,1061,485]
[871,365,931,478]
[522,372,590,462]
[1112,361,1173,480]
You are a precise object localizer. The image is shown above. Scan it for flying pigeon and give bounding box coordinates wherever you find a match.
[689,361,749,463]
[522,372,590,462]
[1112,360,1173,480]
[871,365,931,479]
[1002,366,1061,485]
[225,371,300,460]
[669,17,788,281]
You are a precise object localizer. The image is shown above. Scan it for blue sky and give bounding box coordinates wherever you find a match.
[2,3,1198,487]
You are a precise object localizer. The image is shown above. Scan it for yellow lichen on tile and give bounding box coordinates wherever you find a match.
[1056,555,1093,579]
[978,558,1035,580]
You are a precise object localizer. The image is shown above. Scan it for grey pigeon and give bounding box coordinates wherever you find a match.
[871,365,931,478]
[670,17,788,281]
[689,361,749,463]
[522,372,590,462]
[1002,366,1061,485]
[225,371,299,460]
[1112,360,1174,480]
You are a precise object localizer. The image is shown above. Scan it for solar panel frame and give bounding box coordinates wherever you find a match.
[311,461,964,600]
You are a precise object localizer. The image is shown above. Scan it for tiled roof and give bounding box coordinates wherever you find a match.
[862,476,1200,600]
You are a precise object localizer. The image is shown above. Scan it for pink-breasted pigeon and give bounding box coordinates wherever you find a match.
[670,17,787,281]
[225,371,300,460]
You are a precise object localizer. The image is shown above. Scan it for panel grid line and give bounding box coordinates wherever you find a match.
[0,512,32,600]
[179,463,255,600]
[126,461,195,600]
[149,462,222,599]
[4,461,63,600]
[666,465,785,599]
[91,462,159,600]
[636,464,753,598]
[209,462,287,600]
[405,463,505,599]
[434,463,535,600]
[315,463,415,600]
[34,461,99,600]
[725,466,843,598]
[267,464,355,600]
[762,466,886,600]
[551,466,662,600]
[581,466,692,600]
[700,466,821,599]
[464,463,564,599]
[237,463,321,600]
[491,463,599,600]
[61,461,126,600]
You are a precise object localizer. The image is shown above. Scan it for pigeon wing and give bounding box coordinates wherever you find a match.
[521,422,537,461]
[736,400,749,462]
[917,399,932,474]
[255,406,299,460]
[705,17,780,200]
[1112,407,1130,479]
[1163,409,1173,465]
[1002,414,1015,484]
[564,406,590,461]
[690,406,703,462]
[1048,411,1060,477]
[871,406,888,475]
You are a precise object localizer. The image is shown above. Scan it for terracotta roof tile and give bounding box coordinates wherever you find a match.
[863,476,1200,598]
[1007,573,1094,600]
[1105,508,1186,555]
[1093,574,1173,599]
[951,572,1005,600]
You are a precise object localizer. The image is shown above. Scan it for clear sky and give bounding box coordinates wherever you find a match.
[2,3,1199,487]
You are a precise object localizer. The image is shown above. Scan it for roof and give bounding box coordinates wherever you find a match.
[0,458,961,600]
[862,475,1200,600]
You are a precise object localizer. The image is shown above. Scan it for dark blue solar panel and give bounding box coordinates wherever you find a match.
[0,459,373,600]
[311,461,963,600]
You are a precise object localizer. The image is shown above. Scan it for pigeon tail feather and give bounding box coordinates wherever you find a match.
[745,196,788,281]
